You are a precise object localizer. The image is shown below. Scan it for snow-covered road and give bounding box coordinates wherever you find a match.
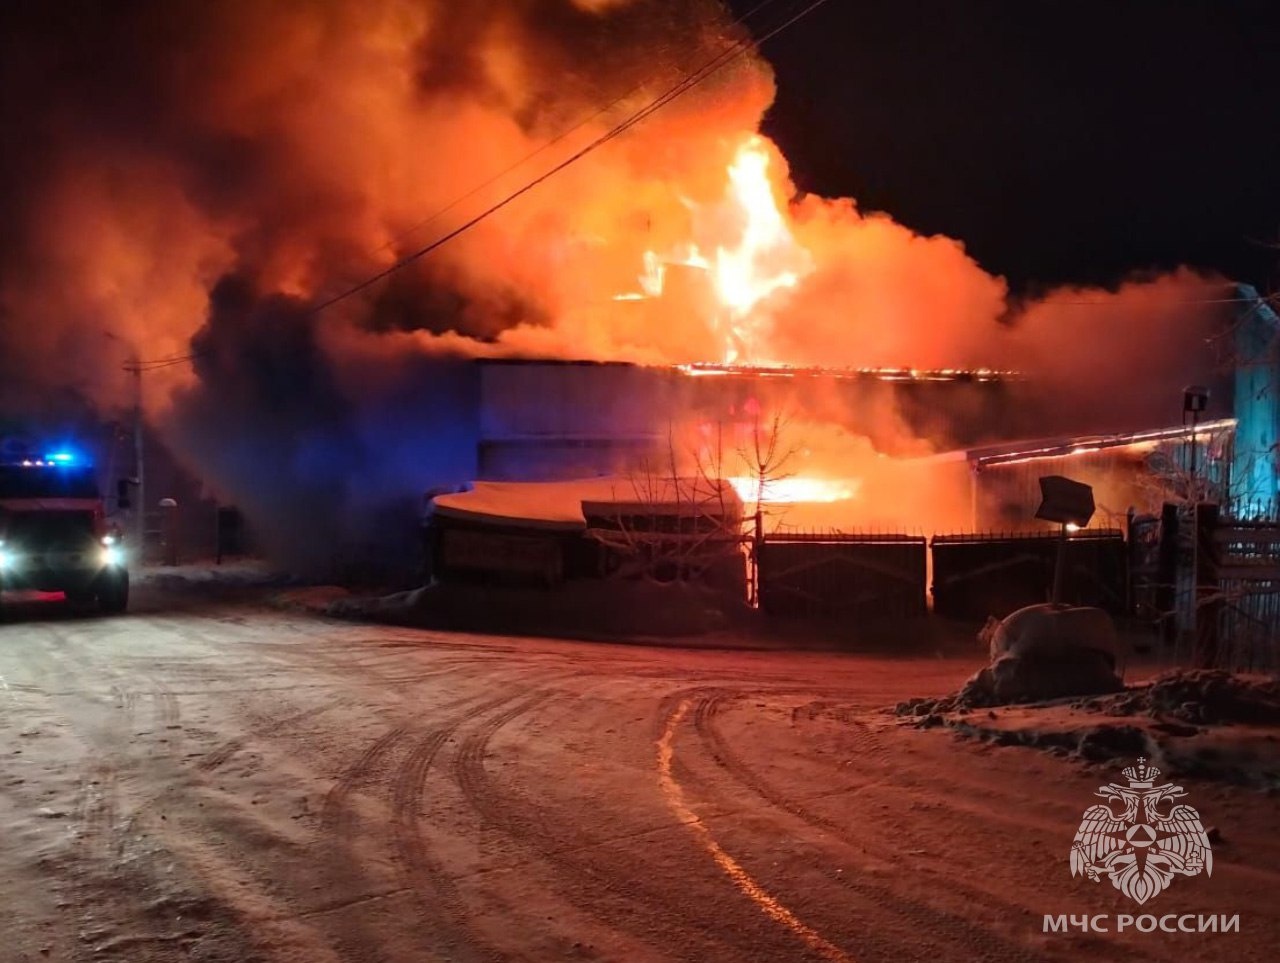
[1,593,1275,962]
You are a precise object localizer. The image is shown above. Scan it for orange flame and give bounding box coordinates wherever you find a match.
[708,136,810,361]
[617,136,812,363]
[727,475,860,505]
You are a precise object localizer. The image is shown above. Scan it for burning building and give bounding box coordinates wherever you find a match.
[967,420,1237,532]
[0,0,1246,568]
[474,358,1016,481]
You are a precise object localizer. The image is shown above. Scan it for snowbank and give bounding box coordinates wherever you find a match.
[897,670,1280,789]
[902,650,1123,712]
[133,559,288,587]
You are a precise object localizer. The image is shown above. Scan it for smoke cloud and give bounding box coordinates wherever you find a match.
[0,0,1231,565]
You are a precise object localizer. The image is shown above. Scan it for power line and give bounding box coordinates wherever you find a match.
[374,0,789,258]
[308,0,836,317]
[126,0,813,370]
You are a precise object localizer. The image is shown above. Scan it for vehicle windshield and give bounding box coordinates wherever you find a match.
[1,510,97,549]
[0,465,100,500]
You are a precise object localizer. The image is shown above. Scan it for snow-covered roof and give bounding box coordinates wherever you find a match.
[431,476,741,531]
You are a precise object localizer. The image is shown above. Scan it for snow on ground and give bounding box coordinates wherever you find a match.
[132,558,287,586]
[0,584,1276,962]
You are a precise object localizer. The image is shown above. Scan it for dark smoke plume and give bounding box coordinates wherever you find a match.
[0,0,1230,567]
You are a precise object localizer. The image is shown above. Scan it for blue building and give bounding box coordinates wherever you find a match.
[1231,283,1280,516]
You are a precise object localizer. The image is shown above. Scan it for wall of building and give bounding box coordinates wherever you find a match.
[1232,284,1280,514]
[475,358,1015,483]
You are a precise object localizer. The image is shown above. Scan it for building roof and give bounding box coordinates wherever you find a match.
[967,419,1237,470]
[432,476,742,531]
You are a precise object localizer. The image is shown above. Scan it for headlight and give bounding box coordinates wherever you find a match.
[0,549,13,570]
[101,545,124,567]
[101,533,118,546]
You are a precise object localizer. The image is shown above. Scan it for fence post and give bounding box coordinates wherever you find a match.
[1156,502,1179,645]
[1193,503,1221,668]
[159,497,179,567]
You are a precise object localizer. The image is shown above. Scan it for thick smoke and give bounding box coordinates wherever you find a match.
[0,0,1230,565]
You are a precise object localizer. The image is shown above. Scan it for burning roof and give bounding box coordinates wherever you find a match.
[968,420,1237,470]
[676,362,1018,383]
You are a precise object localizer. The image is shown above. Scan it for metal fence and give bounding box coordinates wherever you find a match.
[756,532,927,620]
[1209,516,1280,671]
[1132,505,1280,673]
[931,529,1128,620]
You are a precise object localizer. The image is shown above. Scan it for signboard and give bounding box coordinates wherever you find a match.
[1035,475,1095,527]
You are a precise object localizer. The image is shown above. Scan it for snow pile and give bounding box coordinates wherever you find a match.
[960,649,1124,708]
[272,585,352,612]
[134,559,288,587]
[1095,670,1280,727]
[897,669,1280,788]
[901,604,1125,712]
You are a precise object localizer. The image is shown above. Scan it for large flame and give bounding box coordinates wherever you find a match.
[617,135,812,363]
[707,136,811,362]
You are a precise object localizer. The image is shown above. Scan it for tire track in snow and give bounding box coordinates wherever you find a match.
[447,680,775,962]
[387,689,530,963]
[685,691,1060,963]
[660,696,856,963]
[319,724,412,834]
[197,700,349,774]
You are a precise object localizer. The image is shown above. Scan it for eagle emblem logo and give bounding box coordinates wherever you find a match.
[1070,757,1212,905]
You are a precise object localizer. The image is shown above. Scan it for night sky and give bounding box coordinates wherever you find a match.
[732,0,1280,294]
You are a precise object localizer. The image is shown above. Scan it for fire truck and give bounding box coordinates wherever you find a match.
[0,452,129,614]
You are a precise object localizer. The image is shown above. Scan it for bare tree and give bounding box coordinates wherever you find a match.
[586,426,744,585]
[734,410,799,605]
[582,408,806,609]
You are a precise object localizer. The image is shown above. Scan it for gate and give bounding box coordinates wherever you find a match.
[756,533,927,620]
[931,530,1128,620]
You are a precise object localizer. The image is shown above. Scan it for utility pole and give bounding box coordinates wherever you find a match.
[129,356,146,554]
[103,330,146,553]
